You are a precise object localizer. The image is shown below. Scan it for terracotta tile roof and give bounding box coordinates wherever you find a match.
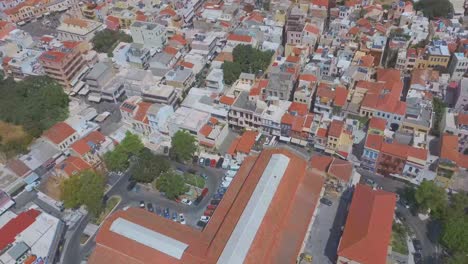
[227,33,252,42]
[288,102,308,116]
[377,68,401,83]
[90,148,324,264]
[170,34,187,46]
[348,26,359,35]
[106,15,119,24]
[458,154,468,169]
[63,18,89,28]
[328,158,353,183]
[40,36,54,43]
[359,54,374,67]
[316,127,328,138]
[227,137,241,155]
[281,113,294,125]
[310,155,333,172]
[58,156,91,177]
[236,130,258,154]
[380,142,408,159]
[338,184,396,264]
[0,209,41,251]
[316,84,335,100]
[39,51,67,63]
[215,52,233,62]
[179,60,194,68]
[209,117,218,125]
[369,117,386,131]
[328,120,344,138]
[440,133,459,163]
[286,55,300,63]
[62,41,80,49]
[164,46,178,55]
[304,23,319,34]
[134,102,152,124]
[311,0,329,7]
[246,11,264,23]
[407,147,428,161]
[365,134,383,151]
[6,159,30,177]
[219,95,235,105]
[457,113,468,126]
[299,74,317,82]
[70,131,106,156]
[199,124,213,137]
[160,7,176,17]
[136,14,147,21]
[43,122,76,144]
[334,86,348,107]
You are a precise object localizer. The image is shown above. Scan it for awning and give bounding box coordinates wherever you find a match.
[279,136,291,142]
[71,81,85,94]
[24,172,39,184]
[88,93,102,103]
[79,86,90,95]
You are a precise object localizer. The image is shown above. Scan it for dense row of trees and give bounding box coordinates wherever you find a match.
[0,76,69,138]
[222,45,274,85]
[91,29,133,56]
[61,170,105,217]
[414,0,454,19]
[411,181,468,263]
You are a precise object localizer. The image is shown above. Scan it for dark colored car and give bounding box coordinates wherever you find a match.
[413,240,423,252]
[126,180,137,191]
[172,212,178,221]
[147,203,154,212]
[213,194,223,200]
[217,188,226,195]
[204,210,214,216]
[164,208,170,219]
[192,155,199,164]
[210,159,216,168]
[320,198,333,206]
[210,199,220,205]
[200,173,207,180]
[197,220,207,228]
[216,158,224,168]
[204,158,211,167]
[155,207,162,216]
[413,252,422,264]
[207,204,217,210]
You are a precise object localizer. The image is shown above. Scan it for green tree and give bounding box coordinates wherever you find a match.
[91,29,132,55]
[222,61,242,85]
[104,132,144,171]
[0,76,69,138]
[414,0,454,19]
[131,148,170,183]
[414,180,447,214]
[170,130,197,162]
[61,170,105,217]
[155,171,189,200]
[432,97,446,136]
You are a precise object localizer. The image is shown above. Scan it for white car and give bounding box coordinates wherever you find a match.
[179,213,186,225]
[223,177,233,183]
[221,181,231,188]
[181,199,192,205]
[200,216,210,223]
[225,171,236,178]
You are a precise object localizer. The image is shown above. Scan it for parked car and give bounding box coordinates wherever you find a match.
[200,216,210,222]
[181,199,193,205]
[210,199,220,205]
[320,198,333,206]
[413,240,423,252]
[217,188,226,195]
[213,194,223,200]
[221,181,231,188]
[201,188,209,197]
[229,164,240,171]
[413,252,422,264]
[179,213,186,224]
[197,220,207,228]
[192,156,199,164]
[164,208,170,219]
[156,207,162,216]
[364,178,375,186]
[198,157,205,166]
[172,212,178,222]
[216,158,224,168]
[139,201,145,208]
[210,159,216,167]
[225,170,236,178]
[204,210,214,216]
[207,204,217,210]
[147,203,154,212]
[127,180,137,191]
[204,158,211,167]
[200,172,207,180]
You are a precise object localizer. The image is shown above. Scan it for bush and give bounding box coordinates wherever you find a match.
[91,29,132,55]
[155,171,189,200]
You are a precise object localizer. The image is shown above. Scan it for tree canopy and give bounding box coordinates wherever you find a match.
[91,29,132,56]
[61,170,105,217]
[104,132,144,171]
[131,148,170,183]
[222,45,274,85]
[155,171,189,200]
[414,180,447,214]
[414,0,454,19]
[432,97,446,136]
[170,130,197,162]
[0,76,69,138]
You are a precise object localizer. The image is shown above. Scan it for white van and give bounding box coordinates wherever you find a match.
[225,170,236,178]
[229,164,240,171]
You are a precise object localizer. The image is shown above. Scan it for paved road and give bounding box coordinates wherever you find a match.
[357,169,440,263]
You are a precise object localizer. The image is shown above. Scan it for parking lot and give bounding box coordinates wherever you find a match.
[18,12,62,38]
[304,191,350,263]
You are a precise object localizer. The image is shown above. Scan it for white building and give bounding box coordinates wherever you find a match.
[448,52,468,81]
[130,21,166,49]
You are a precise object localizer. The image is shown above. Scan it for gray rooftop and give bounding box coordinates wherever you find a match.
[86,62,110,80]
[8,242,29,260]
[110,218,188,260]
[232,91,257,112]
